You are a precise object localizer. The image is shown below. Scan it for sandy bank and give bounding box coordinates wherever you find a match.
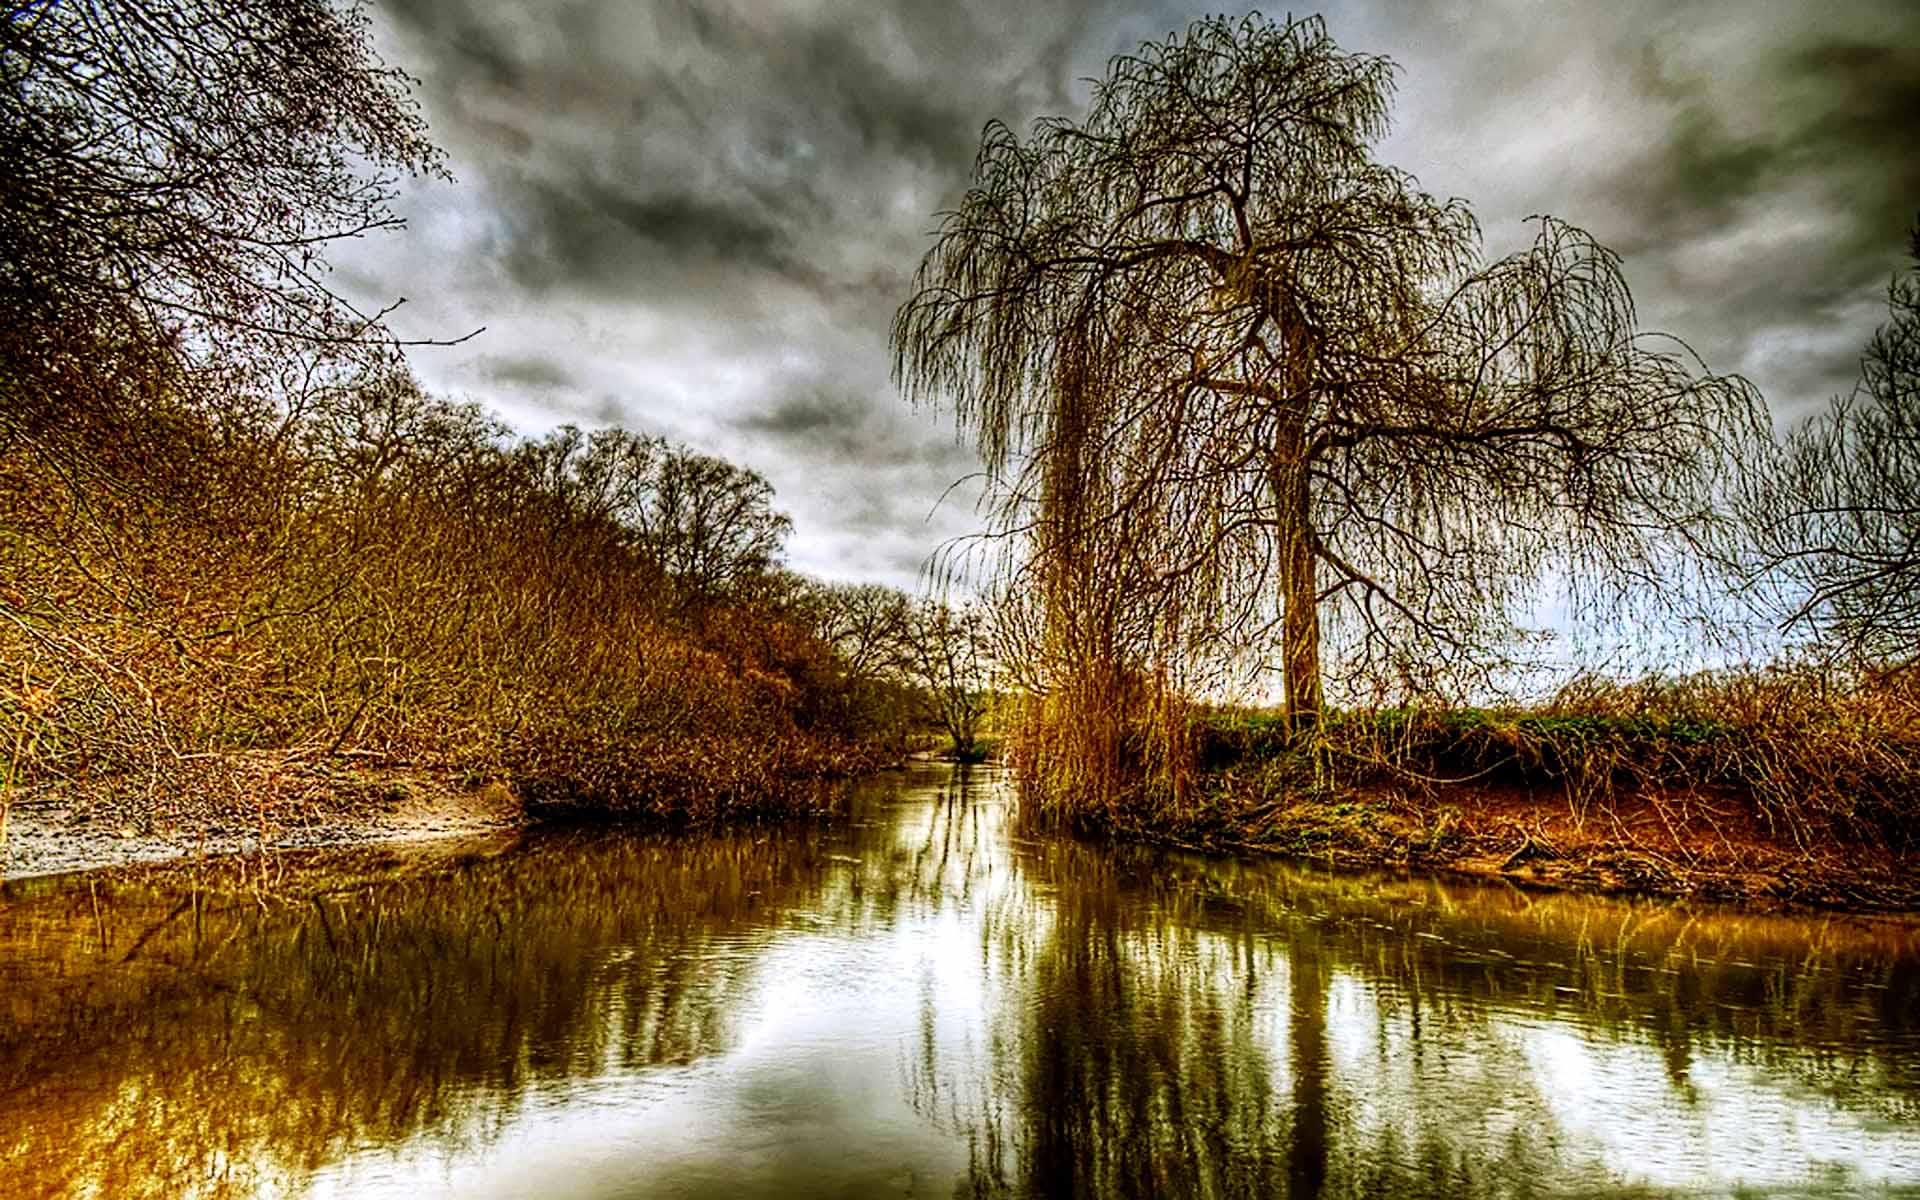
[2,765,523,882]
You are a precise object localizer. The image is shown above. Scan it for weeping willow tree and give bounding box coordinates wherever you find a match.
[893,15,1761,813]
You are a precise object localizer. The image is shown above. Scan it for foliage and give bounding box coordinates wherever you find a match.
[0,1,926,834]
[0,369,900,830]
[1190,666,1920,853]
[504,422,793,618]
[2,0,447,484]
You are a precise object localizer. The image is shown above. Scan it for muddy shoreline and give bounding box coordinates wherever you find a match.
[1091,782,1920,915]
[7,763,1915,916]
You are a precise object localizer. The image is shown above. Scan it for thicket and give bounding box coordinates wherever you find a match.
[0,366,921,830]
[1210,669,1919,849]
[999,662,1920,886]
[0,0,954,839]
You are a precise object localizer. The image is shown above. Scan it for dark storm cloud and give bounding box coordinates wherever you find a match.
[358,0,1133,583]
[725,375,984,581]
[736,384,977,473]
[1594,23,1920,411]
[1621,35,1920,269]
[656,3,990,168]
[346,0,1920,586]
[736,389,844,443]
[500,180,816,296]
[1766,40,1920,235]
[378,0,1117,310]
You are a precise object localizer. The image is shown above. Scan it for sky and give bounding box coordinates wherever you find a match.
[332,0,1920,590]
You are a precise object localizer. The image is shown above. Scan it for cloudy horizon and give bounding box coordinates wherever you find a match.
[332,0,1920,589]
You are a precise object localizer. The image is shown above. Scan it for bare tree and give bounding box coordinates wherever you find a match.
[812,582,914,680]
[298,370,508,500]
[902,600,994,759]
[1748,219,1920,658]
[894,14,1761,730]
[1,0,449,491]
[1,0,441,353]
[502,427,792,612]
[640,447,792,609]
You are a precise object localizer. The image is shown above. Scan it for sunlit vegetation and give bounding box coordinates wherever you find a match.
[0,0,978,840]
[1077,666,1920,900]
[0,347,937,829]
[891,13,1920,894]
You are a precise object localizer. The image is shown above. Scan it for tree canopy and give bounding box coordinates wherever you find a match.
[1,0,439,350]
[894,13,1762,726]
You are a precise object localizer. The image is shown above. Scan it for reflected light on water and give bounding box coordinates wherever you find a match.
[2,762,1916,1198]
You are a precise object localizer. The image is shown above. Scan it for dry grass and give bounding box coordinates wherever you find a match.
[1003,663,1920,907]
[1297,666,1920,853]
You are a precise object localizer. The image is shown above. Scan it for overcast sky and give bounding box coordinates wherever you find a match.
[332,0,1920,590]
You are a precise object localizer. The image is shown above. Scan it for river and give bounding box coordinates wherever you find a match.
[3,761,1917,1197]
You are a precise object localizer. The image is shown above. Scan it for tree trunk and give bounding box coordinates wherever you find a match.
[1275,306,1322,732]
[1277,453,1323,731]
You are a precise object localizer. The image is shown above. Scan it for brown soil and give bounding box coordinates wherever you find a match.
[1,763,524,881]
[1121,782,1920,914]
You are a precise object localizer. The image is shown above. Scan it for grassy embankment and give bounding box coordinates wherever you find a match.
[1014,669,1920,910]
[0,371,918,858]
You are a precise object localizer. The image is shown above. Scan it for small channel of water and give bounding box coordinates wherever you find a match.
[2,762,1917,1197]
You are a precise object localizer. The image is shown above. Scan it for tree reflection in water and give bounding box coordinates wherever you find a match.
[2,763,1917,1199]
[0,821,856,1198]
[934,769,1920,1198]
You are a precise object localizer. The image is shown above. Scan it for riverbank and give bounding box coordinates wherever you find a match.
[1084,779,1920,914]
[9,746,1913,914]
[0,746,921,882]
[1009,672,1920,914]
[0,762,527,881]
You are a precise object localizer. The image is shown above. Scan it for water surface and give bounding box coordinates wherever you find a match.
[3,762,1918,1198]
